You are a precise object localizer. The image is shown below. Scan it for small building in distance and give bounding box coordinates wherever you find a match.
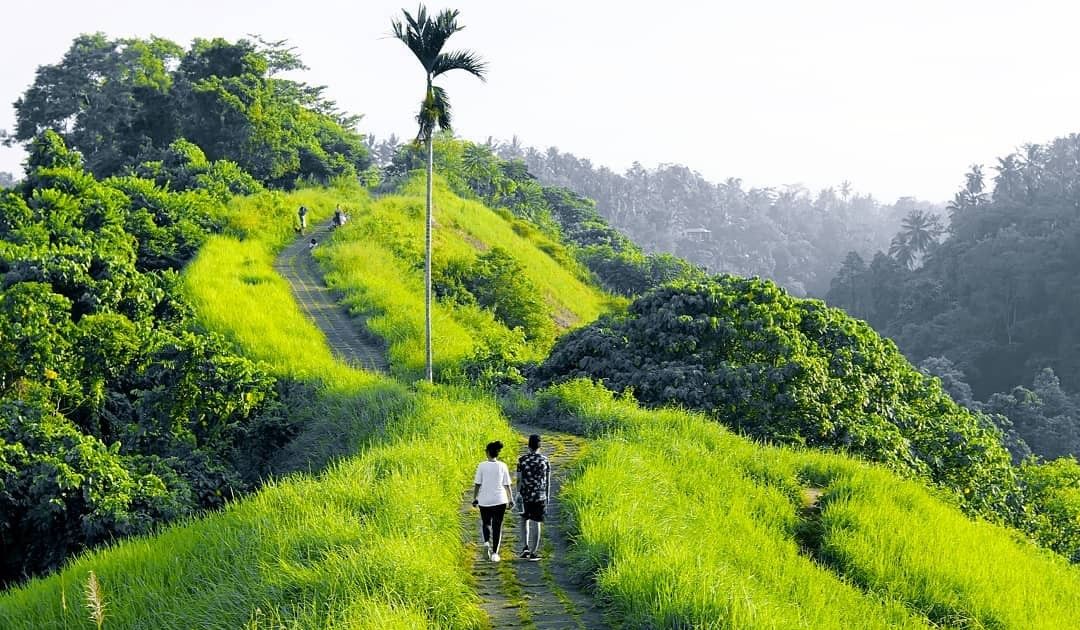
[681,227,712,242]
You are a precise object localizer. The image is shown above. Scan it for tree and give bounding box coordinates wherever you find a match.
[392,4,486,382]
[899,209,944,256]
[10,34,368,187]
[889,234,916,270]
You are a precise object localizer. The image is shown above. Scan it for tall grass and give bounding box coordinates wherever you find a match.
[516,380,1080,629]
[0,386,512,629]
[320,175,617,379]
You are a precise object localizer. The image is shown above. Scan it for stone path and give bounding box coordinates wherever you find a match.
[273,222,389,373]
[462,426,609,629]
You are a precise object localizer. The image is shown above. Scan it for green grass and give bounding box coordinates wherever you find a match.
[319,175,618,379]
[516,380,1080,629]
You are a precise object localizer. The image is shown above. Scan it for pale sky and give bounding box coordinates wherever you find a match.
[1,0,1078,202]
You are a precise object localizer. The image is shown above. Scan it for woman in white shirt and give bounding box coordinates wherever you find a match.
[471,440,515,561]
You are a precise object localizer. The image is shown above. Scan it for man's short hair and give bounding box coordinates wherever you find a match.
[528,434,541,450]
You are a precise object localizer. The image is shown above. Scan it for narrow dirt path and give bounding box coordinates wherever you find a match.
[273,221,389,373]
[273,223,605,626]
[463,426,609,629]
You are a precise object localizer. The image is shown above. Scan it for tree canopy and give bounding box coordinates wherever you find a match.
[10,34,369,188]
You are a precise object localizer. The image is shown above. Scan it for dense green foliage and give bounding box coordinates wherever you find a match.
[435,246,555,343]
[514,380,1080,629]
[496,141,930,296]
[10,34,369,188]
[1018,457,1080,562]
[533,275,1019,519]
[0,133,285,584]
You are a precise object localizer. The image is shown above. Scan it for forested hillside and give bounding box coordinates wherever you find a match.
[0,34,378,584]
[827,136,1080,462]
[481,140,937,296]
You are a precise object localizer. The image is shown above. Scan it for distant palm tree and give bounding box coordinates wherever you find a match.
[889,234,915,269]
[839,180,853,202]
[899,209,944,255]
[392,4,486,382]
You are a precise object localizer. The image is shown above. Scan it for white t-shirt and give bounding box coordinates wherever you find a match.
[474,460,512,507]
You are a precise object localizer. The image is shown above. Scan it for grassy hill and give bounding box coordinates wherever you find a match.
[320,175,617,379]
[515,380,1080,629]
[3,175,1080,629]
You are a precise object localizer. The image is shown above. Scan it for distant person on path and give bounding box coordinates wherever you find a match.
[472,440,514,562]
[308,238,318,252]
[332,205,344,228]
[298,205,308,234]
[517,433,551,560]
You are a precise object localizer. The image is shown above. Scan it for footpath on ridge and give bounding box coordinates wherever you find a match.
[464,426,609,629]
[274,223,608,628]
[273,221,390,373]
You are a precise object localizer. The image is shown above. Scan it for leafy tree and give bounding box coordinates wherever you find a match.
[392,4,486,382]
[467,248,554,343]
[900,209,945,255]
[9,34,368,187]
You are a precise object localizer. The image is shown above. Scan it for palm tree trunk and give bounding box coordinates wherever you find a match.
[425,130,434,383]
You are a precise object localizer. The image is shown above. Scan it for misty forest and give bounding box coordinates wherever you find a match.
[0,6,1079,630]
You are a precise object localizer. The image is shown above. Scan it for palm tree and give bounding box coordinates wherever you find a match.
[899,209,944,255]
[888,234,915,270]
[392,5,486,382]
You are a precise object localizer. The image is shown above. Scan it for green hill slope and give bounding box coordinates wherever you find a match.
[320,174,617,379]
[515,379,1080,629]
[5,174,1080,629]
[0,182,518,628]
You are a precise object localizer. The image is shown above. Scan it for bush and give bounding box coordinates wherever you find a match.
[1020,457,1080,562]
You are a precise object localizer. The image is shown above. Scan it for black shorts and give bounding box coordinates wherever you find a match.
[522,500,546,522]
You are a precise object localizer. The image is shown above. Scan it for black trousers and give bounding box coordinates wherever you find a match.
[479,504,507,552]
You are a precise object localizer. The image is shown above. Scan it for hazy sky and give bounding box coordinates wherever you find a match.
[1,0,1078,202]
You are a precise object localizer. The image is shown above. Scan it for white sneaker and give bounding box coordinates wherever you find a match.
[484,541,492,560]
[491,552,501,562]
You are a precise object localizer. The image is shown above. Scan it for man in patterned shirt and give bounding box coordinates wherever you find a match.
[517,433,551,560]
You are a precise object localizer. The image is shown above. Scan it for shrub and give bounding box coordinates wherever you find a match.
[533,275,1019,519]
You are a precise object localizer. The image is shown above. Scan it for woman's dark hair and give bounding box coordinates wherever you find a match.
[485,441,504,458]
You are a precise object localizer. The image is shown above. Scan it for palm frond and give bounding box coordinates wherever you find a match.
[415,85,453,141]
[432,50,487,80]
[392,6,465,73]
